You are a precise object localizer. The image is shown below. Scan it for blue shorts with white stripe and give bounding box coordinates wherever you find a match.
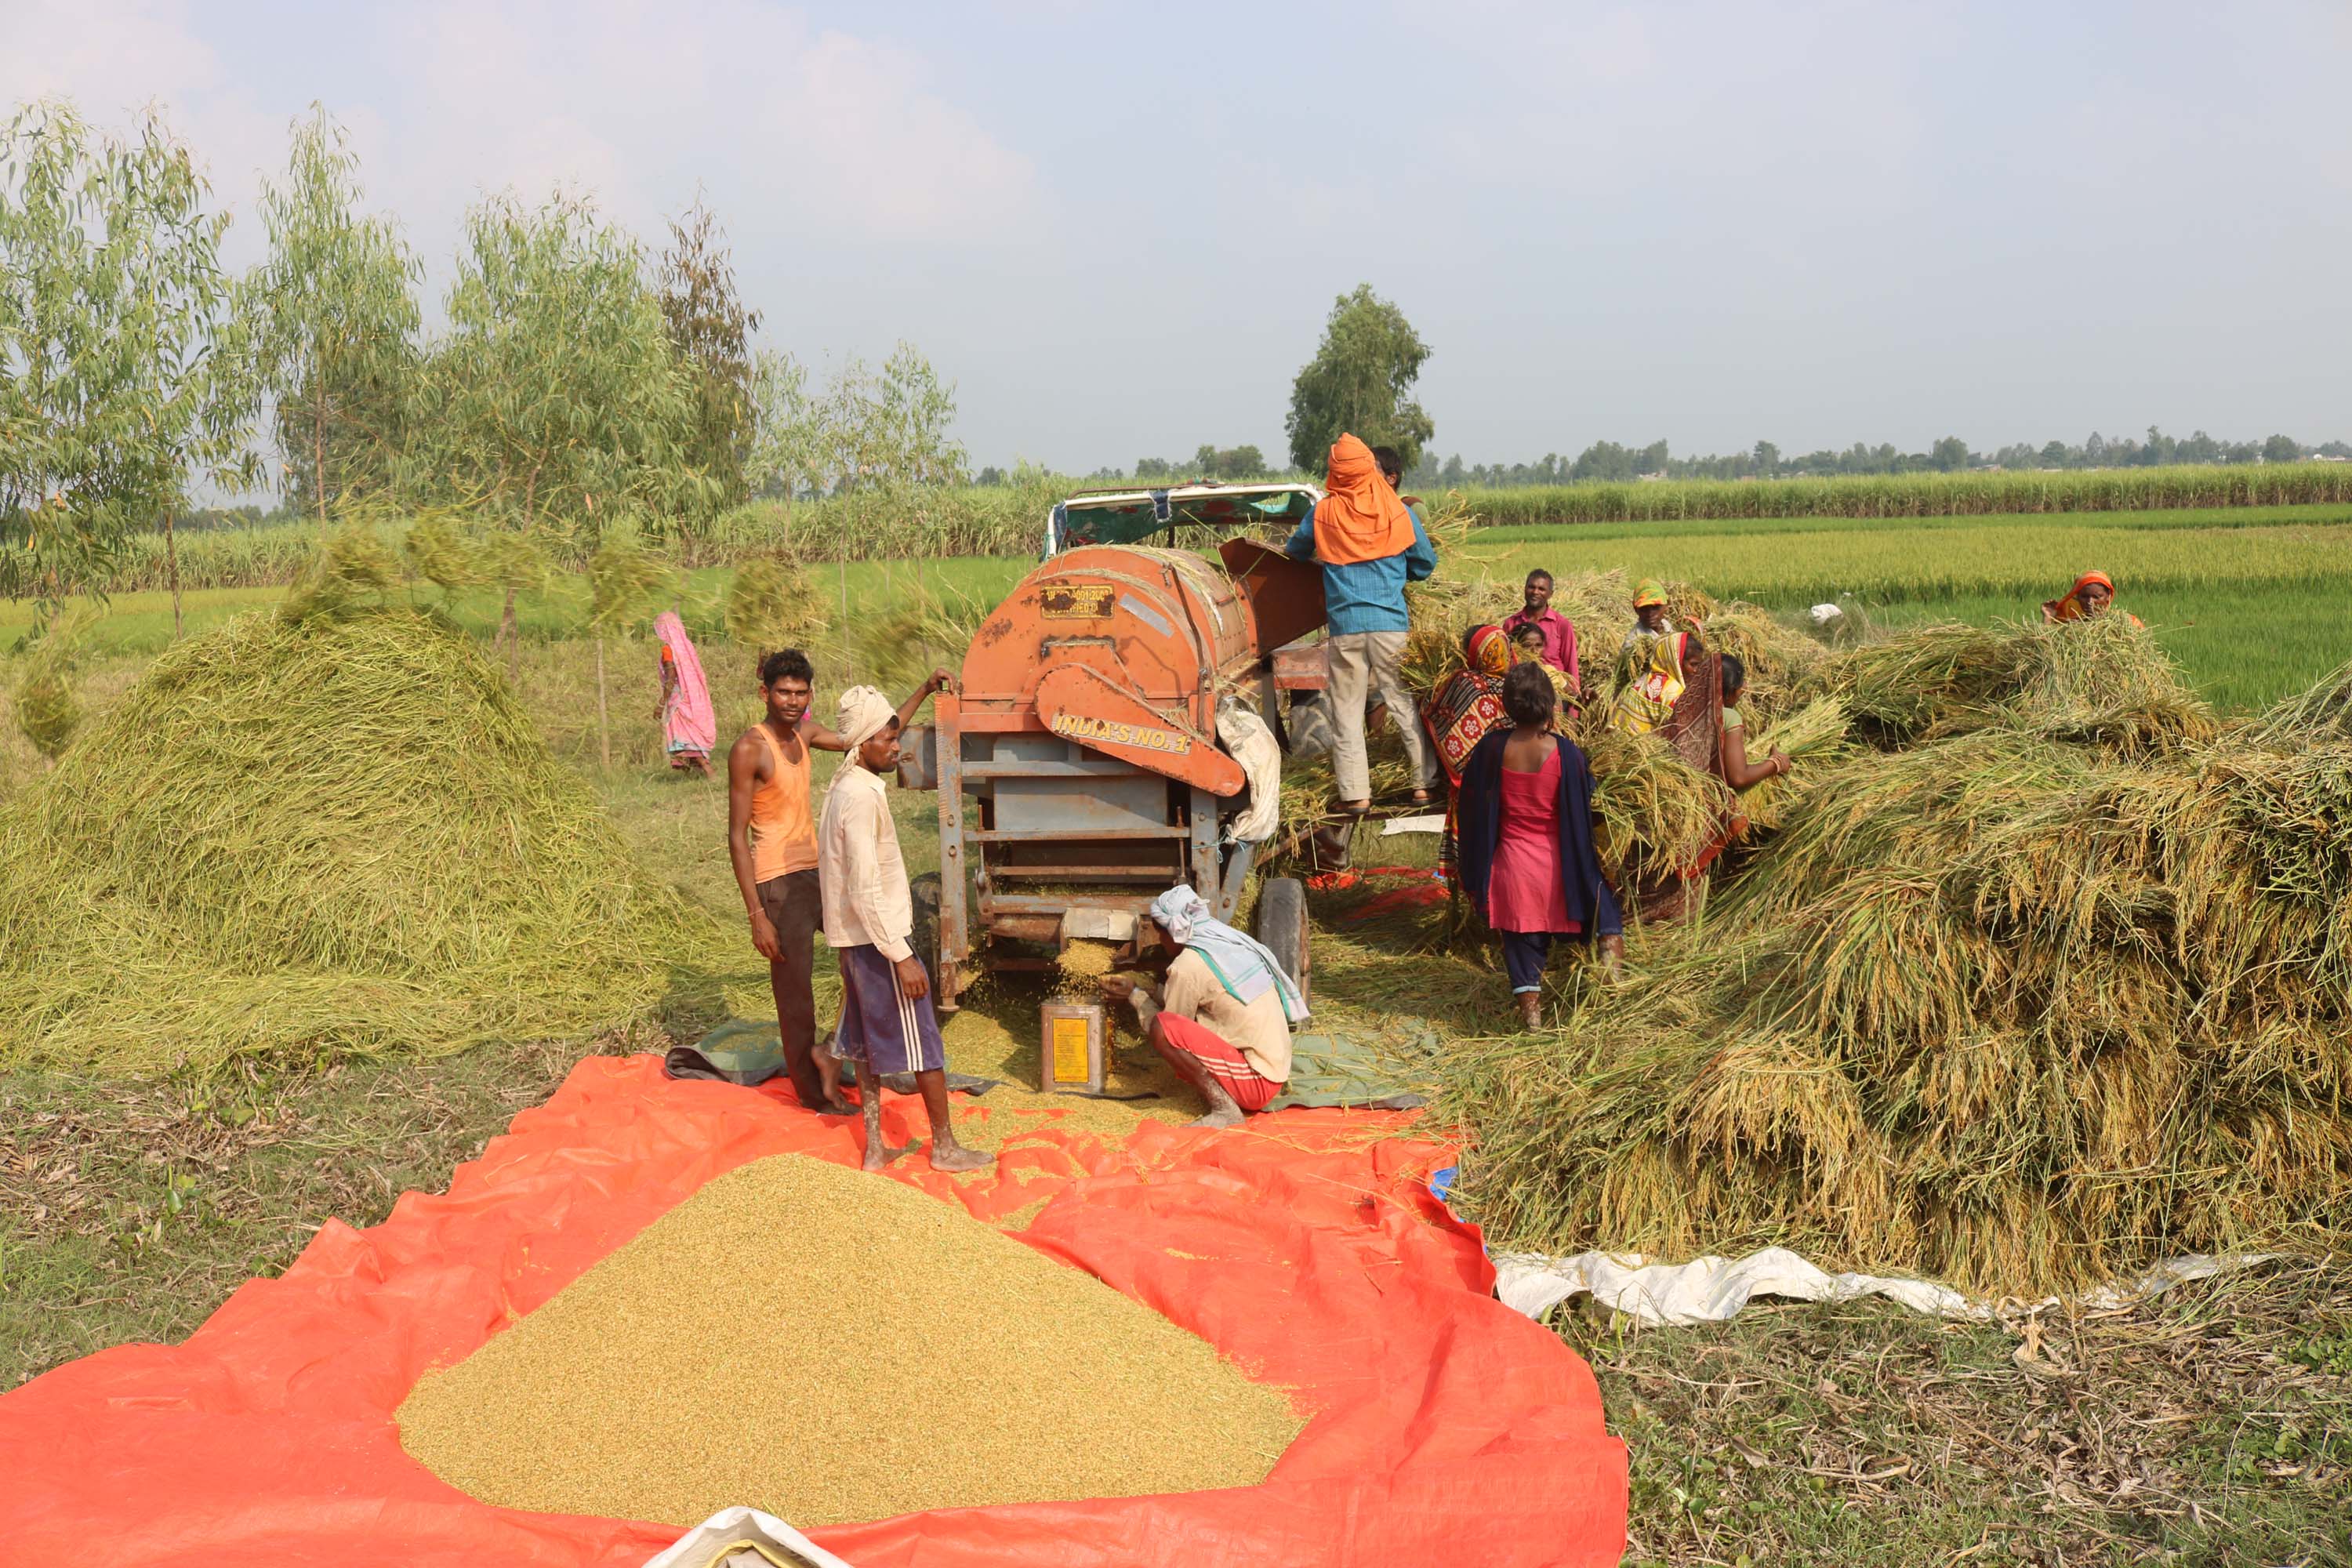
[831,942,946,1076]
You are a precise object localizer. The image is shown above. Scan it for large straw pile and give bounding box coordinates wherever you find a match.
[0,605,724,1072]
[1443,616,2352,1295]
[397,1152,1301,1526]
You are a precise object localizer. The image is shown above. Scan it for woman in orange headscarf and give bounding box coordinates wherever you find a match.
[2042,571,2142,626]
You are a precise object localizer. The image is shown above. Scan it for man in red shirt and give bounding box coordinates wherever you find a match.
[1501,569,1578,689]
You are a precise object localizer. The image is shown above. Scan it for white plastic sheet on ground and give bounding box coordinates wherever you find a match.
[1491,1247,2274,1328]
[643,1507,858,1568]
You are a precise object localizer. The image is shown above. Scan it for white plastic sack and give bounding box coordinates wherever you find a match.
[1808,603,1843,626]
[1493,1247,1967,1327]
[1217,699,1283,845]
[641,1507,858,1568]
[1490,1246,2276,1328]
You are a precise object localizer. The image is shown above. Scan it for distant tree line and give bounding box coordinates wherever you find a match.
[1410,428,2352,489]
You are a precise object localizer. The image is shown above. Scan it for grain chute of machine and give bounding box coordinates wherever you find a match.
[898,482,1329,1011]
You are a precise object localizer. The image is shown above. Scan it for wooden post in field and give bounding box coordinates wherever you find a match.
[596,633,611,771]
[164,508,183,641]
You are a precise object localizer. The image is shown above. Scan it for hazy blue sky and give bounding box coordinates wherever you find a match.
[6,0,2348,473]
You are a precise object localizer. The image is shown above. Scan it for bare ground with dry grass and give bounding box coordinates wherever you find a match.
[0,1035,592,1388]
[1575,1265,2352,1566]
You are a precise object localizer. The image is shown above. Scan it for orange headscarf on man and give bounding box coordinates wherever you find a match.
[1307,434,1417,566]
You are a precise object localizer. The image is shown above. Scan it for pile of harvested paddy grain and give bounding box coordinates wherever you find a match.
[1441,635,2352,1298]
[0,605,725,1072]
[1051,938,1119,999]
[396,1152,1301,1526]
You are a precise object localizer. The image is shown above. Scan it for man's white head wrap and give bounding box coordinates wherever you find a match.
[836,685,896,753]
[1149,883,1308,1024]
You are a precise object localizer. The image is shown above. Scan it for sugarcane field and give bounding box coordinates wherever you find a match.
[5,13,2351,1568]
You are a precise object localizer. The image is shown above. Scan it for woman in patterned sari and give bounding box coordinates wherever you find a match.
[1420,624,1512,876]
[1610,579,1699,735]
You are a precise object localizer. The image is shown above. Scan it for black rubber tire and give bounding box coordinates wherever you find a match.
[1254,876,1310,1007]
[910,871,944,996]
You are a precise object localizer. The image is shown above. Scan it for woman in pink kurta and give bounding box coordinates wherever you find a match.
[655,612,717,776]
[1457,662,1626,1030]
[1486,746,1581,940]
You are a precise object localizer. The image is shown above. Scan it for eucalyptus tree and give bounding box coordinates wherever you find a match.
[657,198,760,510]
[249,105,421,525]
[408,190,708,659]
[0,100,258,633]
[746,349,821,502]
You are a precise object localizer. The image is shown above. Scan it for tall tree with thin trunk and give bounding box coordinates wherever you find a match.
[0,100,256,635]
[405,190,708,662]
[657,197,760,517]
[249,105,421,526]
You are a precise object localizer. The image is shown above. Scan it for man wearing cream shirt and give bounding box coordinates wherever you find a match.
[817,684,994,1174]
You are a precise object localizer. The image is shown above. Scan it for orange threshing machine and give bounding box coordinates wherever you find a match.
[899,484,1329,1011]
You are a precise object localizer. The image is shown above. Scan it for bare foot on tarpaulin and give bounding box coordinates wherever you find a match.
[860,1137,920,1173]
[928,1143,995,1174]
[1186,1076,1245,1130]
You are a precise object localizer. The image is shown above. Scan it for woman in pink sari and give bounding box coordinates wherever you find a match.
[655,612,717,776]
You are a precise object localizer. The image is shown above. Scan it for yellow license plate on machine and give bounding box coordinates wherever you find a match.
[1050,1016,1092,1083]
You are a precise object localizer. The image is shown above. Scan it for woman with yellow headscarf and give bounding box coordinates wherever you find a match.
[1610,579,1698,735]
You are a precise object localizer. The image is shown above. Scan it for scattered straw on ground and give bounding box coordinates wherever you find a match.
[396,1152,1301,1526]
[0,605,731,1072]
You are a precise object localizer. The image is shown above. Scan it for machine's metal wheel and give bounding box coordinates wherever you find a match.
[1254,876,1309,1007]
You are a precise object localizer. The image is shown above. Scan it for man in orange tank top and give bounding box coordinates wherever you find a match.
[728,650,952,1116]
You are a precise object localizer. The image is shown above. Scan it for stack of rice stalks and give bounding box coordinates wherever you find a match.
[1442,620,2352,1296]
[0,604,735,1073]
[1722,695,1856,833]
[1814,612,2217,755]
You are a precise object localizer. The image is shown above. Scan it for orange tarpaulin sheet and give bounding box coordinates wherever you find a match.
[0,1056,1627,1567]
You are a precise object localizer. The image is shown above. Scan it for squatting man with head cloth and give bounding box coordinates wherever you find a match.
[1098,885,1307,1128]
[728,654,954,1125]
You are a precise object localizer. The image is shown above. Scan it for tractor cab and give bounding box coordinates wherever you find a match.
[1043,481,1321,558]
